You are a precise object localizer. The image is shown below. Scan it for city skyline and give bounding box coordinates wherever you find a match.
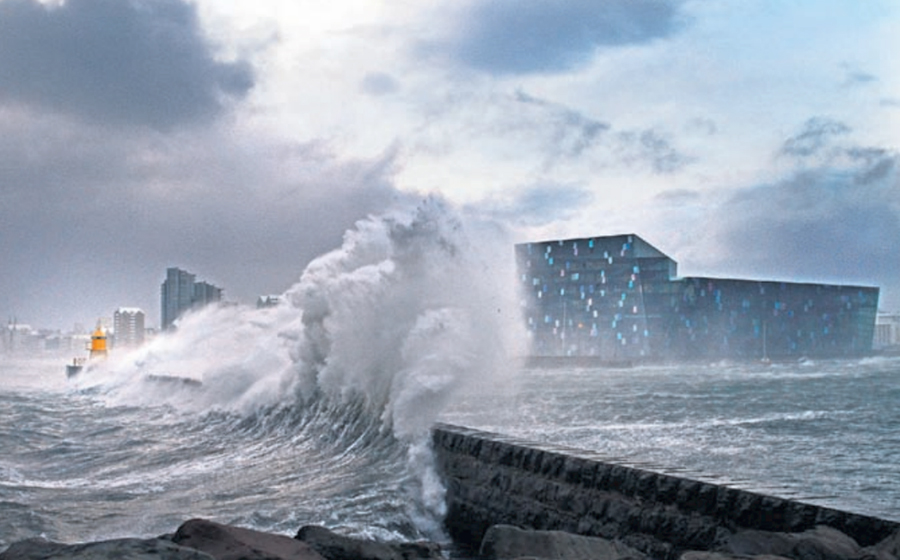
[4,235,894,338]
[4,264,222,333]
[0,0,897,330]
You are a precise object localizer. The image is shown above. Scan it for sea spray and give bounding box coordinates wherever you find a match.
[90,302,300,413]
[76,197,525,537]
[283,198,525,531]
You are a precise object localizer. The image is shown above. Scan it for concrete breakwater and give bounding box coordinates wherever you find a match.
[432,423,899,558]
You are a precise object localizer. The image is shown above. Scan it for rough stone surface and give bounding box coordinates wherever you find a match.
[432,424,900,560]
[173,518,325,560]
[864,529,900,560]
[479,524,647,560]
[680,552,791,560]
[0,537,214,560]
[720,525,862,560]
[295,525,442,560]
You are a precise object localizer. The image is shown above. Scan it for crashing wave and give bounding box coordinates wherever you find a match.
[79,197,525,536]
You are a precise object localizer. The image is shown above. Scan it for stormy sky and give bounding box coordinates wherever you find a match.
[1,0,897,331]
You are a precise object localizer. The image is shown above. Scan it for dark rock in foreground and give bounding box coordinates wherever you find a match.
[871,530,900,560]
[473,524,900,560]
[720,526,862,560]
[679,553,790,560]
[0,520,442,560]
[172,519,324,560]
[0,536,214,560]
[3,517,898,560]
[479,524,647,560]
[295,525,443,560]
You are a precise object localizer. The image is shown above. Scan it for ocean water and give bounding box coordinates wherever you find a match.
[2,203,898,550]
[443,357,900,522]
[4,357,899,550]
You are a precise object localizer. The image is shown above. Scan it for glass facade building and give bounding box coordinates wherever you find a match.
[517,235,879,361]
[160,268,223,331]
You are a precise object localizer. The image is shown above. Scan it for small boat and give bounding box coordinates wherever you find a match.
[66,357,86,377]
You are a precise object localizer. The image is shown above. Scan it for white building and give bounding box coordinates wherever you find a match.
[113,308,145,348]
[874,312,900,351]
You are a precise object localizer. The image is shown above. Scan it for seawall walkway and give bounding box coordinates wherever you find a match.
[432,423,899,558]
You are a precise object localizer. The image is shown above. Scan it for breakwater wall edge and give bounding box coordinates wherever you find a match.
[431,424,899,558]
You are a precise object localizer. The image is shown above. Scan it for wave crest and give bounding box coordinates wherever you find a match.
[82,197,524,535]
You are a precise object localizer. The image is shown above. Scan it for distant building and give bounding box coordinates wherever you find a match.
[1,320,97,355]
[4,319,36,354]
[193,281,223,308]
[517,234,879,361]
[113,308,145,347]
[256,295,281,309]
[160,268,223,330]
[161,268,195,331]
[874,312,900,351]
[1,320,63,355]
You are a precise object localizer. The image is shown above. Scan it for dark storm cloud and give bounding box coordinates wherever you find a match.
[0,0,254,129]
[431,0,685,74]
[0,115,402,329]
[475,183,594,227]
[508,90,690,173]
[513,90,610,160]
[780,117,851,158]
[616,129,691,173]
[707,146,900,308]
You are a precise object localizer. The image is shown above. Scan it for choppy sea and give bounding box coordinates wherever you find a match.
[3,354,899,550]
[2,204,898,550]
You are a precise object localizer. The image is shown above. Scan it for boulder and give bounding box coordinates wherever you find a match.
[295,525,442,560]
[721,525,862,560]
[172,518,325,560]
[680,552,791,560]
[0,537,213,560]
[478,524,647,560]
[862,529,900,560]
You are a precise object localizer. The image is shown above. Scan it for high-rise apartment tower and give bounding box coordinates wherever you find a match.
[160,268,222,330]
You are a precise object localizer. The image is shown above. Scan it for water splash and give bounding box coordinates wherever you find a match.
[77,197,525,535]
[282,198,525,529]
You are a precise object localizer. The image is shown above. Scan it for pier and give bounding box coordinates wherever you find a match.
[432,423,899,558]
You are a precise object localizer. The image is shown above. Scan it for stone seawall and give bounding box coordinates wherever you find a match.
[432,424,899,559]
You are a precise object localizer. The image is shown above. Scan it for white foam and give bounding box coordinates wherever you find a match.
[79,197,526,534]
[282,198,525,527]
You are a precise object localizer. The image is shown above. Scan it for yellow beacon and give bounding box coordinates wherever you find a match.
[89,323,108,360]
